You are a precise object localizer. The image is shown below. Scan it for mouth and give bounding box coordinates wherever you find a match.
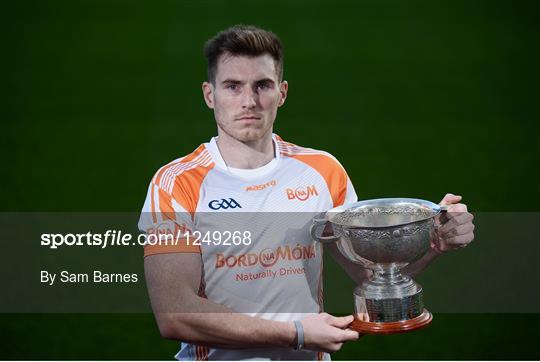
[237,115,262,121]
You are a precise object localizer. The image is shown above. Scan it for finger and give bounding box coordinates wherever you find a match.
[339,329,360,341]
[447,203,468,212]
[328,315,354,328]
[438,203,467,226]
[439,212,474,231]
[439,221,475,237]
[446,233,474,245]
[438,206,468,225]
[439,193,462,205]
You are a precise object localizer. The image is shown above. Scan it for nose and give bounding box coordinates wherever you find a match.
[242,87,257,109]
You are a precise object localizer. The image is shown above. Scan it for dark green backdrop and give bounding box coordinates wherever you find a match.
[3,0,539,359]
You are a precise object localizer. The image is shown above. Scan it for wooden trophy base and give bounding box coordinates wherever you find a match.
[350,309,433,335]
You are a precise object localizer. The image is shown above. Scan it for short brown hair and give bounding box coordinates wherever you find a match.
[203,25,284,84]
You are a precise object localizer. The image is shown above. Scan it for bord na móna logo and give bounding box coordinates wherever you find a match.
[215,244,316,268]
[208,198,242,210]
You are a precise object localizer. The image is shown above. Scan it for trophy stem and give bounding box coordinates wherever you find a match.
[354,263,427,325]
[370,263,409,285]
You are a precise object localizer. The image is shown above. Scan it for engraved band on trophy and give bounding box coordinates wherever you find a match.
[311,198,445,334]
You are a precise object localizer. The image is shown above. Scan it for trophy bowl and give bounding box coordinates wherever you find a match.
[311,198,443,334]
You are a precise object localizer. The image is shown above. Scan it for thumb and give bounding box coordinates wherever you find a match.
[439,193,462,205]
[328,315,354,328]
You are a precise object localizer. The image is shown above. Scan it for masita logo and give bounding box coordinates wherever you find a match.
[245,179,277,192]
[208,198,242,210]
[215,244,316,268]
[286,185,319,201]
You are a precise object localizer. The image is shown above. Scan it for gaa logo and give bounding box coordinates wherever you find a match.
[208,198,242,210]
[286,185,319,201]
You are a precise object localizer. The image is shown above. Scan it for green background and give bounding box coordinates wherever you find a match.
[3,0,539,359]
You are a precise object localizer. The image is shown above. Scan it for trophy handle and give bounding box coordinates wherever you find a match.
[310,218,341,243]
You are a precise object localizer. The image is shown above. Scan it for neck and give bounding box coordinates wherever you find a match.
[216,131,275,169]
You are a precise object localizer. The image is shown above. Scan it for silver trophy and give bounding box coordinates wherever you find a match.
[311,198,444,334]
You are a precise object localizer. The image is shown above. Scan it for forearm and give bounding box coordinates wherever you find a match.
[146,254,297,350]
[402,249,440,278]
[156,295,296,349]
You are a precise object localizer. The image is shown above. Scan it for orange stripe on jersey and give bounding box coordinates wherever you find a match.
[202,346,209,360]
[197,346,208,361]
[283,152,348,208]
[160,150,212,194]
[195,344,209,361]
[154,144,207,187]
[157,186,175,221]
[143,238,201,257]
[150,149,214,218]
[170,164,213,218]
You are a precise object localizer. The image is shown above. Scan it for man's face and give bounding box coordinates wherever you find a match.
[202,53,288,143]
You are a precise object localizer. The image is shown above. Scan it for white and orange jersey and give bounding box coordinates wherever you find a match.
[139,134,357,361]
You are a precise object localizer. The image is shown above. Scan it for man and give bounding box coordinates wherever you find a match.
[139,25,474,360]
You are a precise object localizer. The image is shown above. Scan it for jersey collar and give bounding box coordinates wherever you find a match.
[205,134,281,177]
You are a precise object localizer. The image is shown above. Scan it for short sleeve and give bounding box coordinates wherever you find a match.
[138,181,201,256]
[343,176,358,205]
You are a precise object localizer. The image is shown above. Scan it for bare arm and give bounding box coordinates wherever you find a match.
[145,252,359,352]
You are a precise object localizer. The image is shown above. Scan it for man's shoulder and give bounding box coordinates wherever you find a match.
[150,143,214,194]
[275,136,344,170]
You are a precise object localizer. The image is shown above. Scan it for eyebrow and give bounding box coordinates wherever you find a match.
[256,78,276,85]
[221,79,242,85]
[221,78,276,85]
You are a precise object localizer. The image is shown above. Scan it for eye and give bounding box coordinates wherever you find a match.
[227,84,238,91]
[257,82,270,90]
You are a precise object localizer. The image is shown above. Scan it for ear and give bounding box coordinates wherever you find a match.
[202,81,215,109]
[278,80,288,107]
